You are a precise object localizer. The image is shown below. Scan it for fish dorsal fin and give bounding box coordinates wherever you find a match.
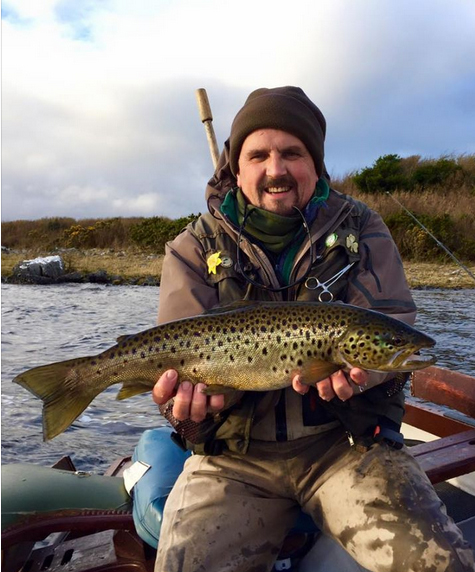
[203,300,262,315]
[299,361,341,385]
[116,334,133,344]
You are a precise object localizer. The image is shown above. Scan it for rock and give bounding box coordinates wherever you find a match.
[57,272,86,283]
[88,270,111,284]
[11,255,65,284]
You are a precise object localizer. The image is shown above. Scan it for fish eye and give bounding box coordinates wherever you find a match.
[391,336,406,347]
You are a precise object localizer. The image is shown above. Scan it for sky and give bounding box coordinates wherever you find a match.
[2,0,475,221]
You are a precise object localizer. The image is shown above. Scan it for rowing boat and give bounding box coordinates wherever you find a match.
[2,365,475,572]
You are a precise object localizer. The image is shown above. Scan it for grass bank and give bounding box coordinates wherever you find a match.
[2,249,474,289]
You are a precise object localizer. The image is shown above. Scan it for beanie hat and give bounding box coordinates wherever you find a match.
[228,86,326,178]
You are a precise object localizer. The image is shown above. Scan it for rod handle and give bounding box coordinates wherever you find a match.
[196,88,213,123]
[195,88,220,168]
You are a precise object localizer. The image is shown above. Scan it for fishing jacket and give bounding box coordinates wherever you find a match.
[158,147,417,455]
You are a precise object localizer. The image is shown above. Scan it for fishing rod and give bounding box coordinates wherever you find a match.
[386,192,475,283]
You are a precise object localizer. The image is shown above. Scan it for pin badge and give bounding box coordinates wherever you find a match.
[207,251,222,275]
[220,255,233,269]
[346,234,359,253]
[325,233,338,248]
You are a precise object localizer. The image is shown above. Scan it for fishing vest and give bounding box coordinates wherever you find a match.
[179,193,406,455]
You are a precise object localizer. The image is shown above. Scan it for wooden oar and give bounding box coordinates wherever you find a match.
[195,88,220,169]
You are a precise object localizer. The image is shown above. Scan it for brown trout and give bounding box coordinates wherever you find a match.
[13,301,436,440]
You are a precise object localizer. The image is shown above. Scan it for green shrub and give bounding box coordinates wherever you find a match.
[130,214,199,253]
[411,158,461,189]
[353,154,408,194]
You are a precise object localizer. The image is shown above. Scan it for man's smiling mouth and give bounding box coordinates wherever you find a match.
[266,186,292,194]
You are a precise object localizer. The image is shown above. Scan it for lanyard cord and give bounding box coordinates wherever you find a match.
[235,205,315,293]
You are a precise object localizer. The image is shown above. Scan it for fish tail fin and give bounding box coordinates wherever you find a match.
[13,357,98,441]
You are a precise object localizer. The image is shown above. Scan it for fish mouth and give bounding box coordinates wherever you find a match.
[387,346,437,371]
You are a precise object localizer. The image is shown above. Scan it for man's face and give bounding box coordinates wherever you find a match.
[236,129,318,216]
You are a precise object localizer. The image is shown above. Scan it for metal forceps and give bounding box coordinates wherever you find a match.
[304,262,355,302]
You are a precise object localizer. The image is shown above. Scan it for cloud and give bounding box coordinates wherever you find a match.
[2,0,475,220]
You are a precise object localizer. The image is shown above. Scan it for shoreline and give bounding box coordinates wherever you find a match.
[1,250,475,290]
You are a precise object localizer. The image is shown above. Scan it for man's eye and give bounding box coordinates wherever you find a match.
[249,153,266,161]
[283,151,301,159]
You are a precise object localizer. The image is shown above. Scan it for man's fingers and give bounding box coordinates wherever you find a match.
[348,367,369,387]
[316,377,336,401]
[209,394,225,411]
[292,374,310,395]
[152,369,178,405]
[190,383,208,422]
[153,370,225,420]
[316,371,354,402]
[172,381,193,420]
[330,371,354,401]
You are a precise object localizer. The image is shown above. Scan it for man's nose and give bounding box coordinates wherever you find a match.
[266,153,287,177]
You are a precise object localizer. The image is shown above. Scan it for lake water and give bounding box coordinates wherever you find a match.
[1,284,474,473]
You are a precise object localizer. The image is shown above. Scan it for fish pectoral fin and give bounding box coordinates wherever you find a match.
[201,384,239,395]
[117,378,152,400]
[299,361,341,384]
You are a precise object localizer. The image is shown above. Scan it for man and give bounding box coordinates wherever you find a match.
[152,87,473,571]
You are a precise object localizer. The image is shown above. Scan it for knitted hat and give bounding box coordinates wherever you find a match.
[228,86,326,178]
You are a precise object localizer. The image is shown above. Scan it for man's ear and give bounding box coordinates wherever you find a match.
[236,172,241,187]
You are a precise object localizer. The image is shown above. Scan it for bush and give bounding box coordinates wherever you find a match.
[61,218,129,249]
[411,158,461,189]
[385,211,475,261]
[130,214,199,253]
[353,154,408,194]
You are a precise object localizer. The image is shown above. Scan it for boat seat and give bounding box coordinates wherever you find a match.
[410,428,475,484]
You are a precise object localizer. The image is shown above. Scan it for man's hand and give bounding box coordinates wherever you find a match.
[152,370,225,423]
[292,368,369,401]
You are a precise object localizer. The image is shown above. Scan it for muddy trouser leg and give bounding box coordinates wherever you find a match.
[154,451,300,572]
[300,439,475,572]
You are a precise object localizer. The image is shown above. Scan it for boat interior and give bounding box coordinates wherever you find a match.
[2,366,475,572]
